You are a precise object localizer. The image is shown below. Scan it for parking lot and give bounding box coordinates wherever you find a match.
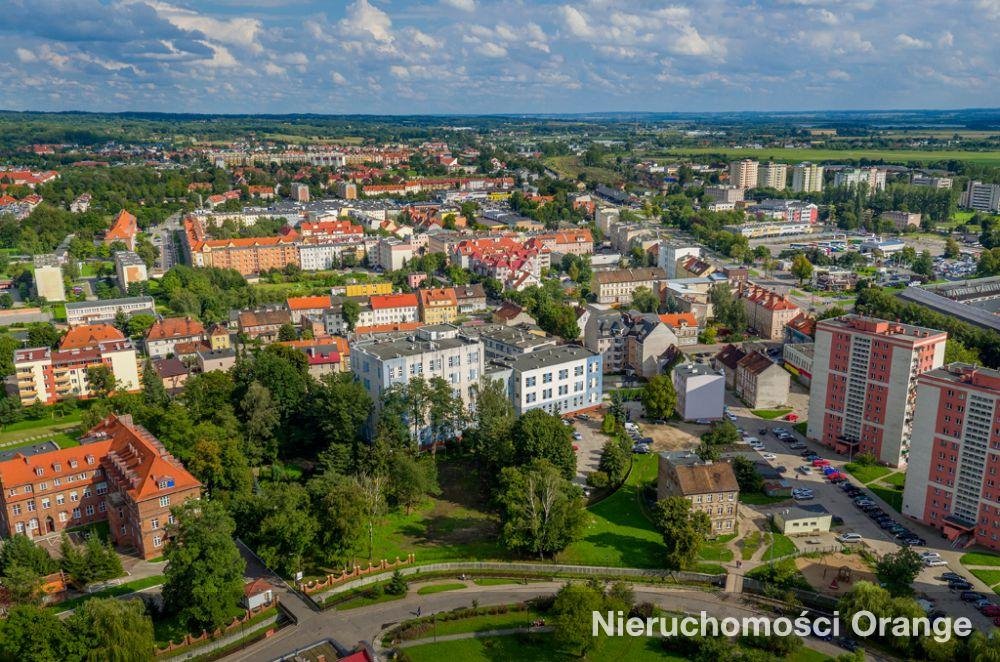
[731,409,998,630]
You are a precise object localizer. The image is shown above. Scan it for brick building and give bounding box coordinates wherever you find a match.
[0,414,200,559]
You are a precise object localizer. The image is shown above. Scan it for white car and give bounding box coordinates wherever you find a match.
[761,453,776,460]
[725,412,738,422]
[919,551,942,559]
[572,432,583,440]
[797,465,812,474]
[837,533,863,543]
[924,558,948,567]
[744,437,759,445]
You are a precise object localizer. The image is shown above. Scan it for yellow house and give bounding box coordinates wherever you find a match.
[345,281,393,298]
[419,287,458,324]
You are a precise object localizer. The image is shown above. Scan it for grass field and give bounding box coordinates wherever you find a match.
[961,552,1000,567]
[473,578,522,586]
[741,531,762,561]
[740,492,790,506]
[843,462,892,485]
[53,574,163,614]
[970,569,1000,588]
[403,633,684,662]
[543,156,622,186]
[335,587,406,611]
[556,455,664,568]
[870,486,903,513]
[399,608,543,640]
[884,472,906,488]
[416,582,466,596]
[652,146,1000,167]
[764,533,798,560]
[751,408,793,420]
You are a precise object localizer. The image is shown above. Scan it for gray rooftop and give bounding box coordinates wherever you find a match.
[775,503,831,520]
[675,362,720,378]
[470,323,555,350]
[65,296,155,311]
[114,251,146,266]
[353,333,480,361]
[33,254,61,268]
[503,344,597,372]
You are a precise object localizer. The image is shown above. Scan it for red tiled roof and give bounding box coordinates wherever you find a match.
[286,295,331,311]
[146,317,205,341]
[59,324,125,350]
[106,210,137,243]
[370,293,418,310]
[658,313,697,329]
[419,287,457,307]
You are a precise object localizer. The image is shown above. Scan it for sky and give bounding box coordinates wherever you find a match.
[0,0,998,115]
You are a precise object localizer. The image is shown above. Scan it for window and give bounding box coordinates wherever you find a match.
[56,494,65,505]
[153,536,163,548]
[72,508,81,519]
[543,372,553,383]
[53,478,61,487]
[85,505,94,516]
[168,515,176,525]
[38,482,47,491]
[526,393,536,403]
[34,468,43,477]
[558,369,568,380]
[24,485,32,493]
[96,482,107,495]
[526,376,536,387]
[574,365,584,376]
[150,518,160,530]
[159,496,170,508]
[70,491,79,503]
[41,498,50,509]
[98,502,106,512]
[11,504,20,516]
[15,522,24,533]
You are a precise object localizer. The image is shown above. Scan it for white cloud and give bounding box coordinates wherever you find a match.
[560,6,595,38]
[670,26,722,57]
[330,71,347,84]
[147,1,263,52]
[895,33,929,49]
[197,42,239,68]
[477,42,508,58]
[442,0,476,11]
[938,31,954,47]
[15,48,37,63]
[827,68,851,81]
[339,0,393,43]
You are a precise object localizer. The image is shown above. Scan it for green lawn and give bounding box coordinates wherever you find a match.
[699,533,735,563]
[884,472,906,488]
[764,533,798,560]
[751,409,793,420]
[740,492,790,506]
[398,608,543,640]
[793,422,807,435]
[52,574,163,614]
[334,588,406,611]
[654,146,1000,167]
[869,486,903,513]
[473,578,522,587]
[0,410,82,435]
[416,582,466,596]
[843,462,892,485]
[403,633,685,662]
[961,552,1000,567]
[557,455,665,568]
[970,569,1000,588]
[741,531,762,561]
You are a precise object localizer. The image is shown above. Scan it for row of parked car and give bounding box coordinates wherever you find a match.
[844,483,927,547]
[624,421,652,454]
[957,582,1000,624]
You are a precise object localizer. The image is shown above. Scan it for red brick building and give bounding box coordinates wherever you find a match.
[0,414,200,559]
[903,364,1000,549]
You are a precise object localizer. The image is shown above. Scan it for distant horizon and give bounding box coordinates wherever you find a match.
[1,1,997,115]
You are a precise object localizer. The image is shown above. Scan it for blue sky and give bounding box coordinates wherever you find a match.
[0,0,997,115]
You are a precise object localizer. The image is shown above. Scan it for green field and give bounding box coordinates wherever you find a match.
[869,486,903,513]
[397,608,543,640]
[741,531,762,561]
[654,146,1000,167]
[543,156,622,186]
[557,455,664,568]
[970,569,1000,588]
[416,582,466,596]
[751,409,793,420]
[473,578,522,587]
[884,472,906,488]
[52,574,164,614]
[764,533,798,560]
[402,633,684,662]
[843,463,892,485]
[961,552,1000,567]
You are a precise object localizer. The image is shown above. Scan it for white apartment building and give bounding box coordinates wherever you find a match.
[114,251,148,291]
[705,185,744,204]
[350,326,484,444]
[757,162,788,189]
[833,167,886,193]
[657,243,701,279]
[962,181,1000,213]
[14,340,141,405]
[673,363,725,421]
[375,238,415,271]
[500,345,604,416]
[298,242,365,271]
[729,159,759,190]
[64,297,156,326]
[791,162,824,193]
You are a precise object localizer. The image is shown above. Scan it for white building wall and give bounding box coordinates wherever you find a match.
[901,383,941,523]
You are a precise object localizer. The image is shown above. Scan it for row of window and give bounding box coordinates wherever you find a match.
[8,471,103,496]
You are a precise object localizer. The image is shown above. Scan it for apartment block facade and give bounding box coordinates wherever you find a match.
[729,159,758,190]
[657,452,739,535]
[592,268,666,306]
[791,162,824,193]
[902,364,1000,548]
[0,414,200,559]
[806,315,947,467]
[757,162,788,189]
[500,345,603,416]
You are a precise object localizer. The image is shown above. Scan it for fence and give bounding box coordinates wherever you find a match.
[307,560,725,607]
[741,577,839,612]
[299,554,417,595]
[155,598,289,659]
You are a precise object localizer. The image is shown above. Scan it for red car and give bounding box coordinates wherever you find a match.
[980,605,1000,616]
[812,459,831,467]
[993,617,1000,627]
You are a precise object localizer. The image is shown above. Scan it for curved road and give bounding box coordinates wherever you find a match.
[225,578,851,661]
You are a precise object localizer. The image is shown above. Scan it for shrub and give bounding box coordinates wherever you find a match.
[586,471,609,488]
[386,570,408,596]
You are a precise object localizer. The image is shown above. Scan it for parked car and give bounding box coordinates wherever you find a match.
[789,443,806,450]
[925,558,949,567]
[632,443,650,454]
[798,466,812,474]
[761,453,776,461]
[979,604,1000,616]
[960,591,984,602]
[758,428,769,436]
[573,432,583,440]
[837,533,863,543]
[941,572,966,582]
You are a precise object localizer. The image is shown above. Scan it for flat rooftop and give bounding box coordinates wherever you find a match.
[504,344,597,372]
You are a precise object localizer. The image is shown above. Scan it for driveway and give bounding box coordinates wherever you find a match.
[568,414,604,485]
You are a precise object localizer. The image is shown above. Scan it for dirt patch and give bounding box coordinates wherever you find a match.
[643,421,704,453]
[795,552,876,596]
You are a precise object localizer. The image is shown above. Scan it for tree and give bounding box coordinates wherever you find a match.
[67,597,154,662]
[697,327,717,344]
[239,381,280,465]
[0,605,81,661]
[308,473,366,565]
[512,409,576,480]
[1,564,43,605]
[702,420,739,446]
[162,500,246,633]
[654,496,712,570]
[26,323,60,348]
[427,376,466,445]
[60,534,123,586]
[498,460,585,557]
[385,569,408,595]
[944,338,981,365]
[641,374,676,420]
[791,253,814,285]
[465,377,515,473]
[85,364,116,398]
[944,237,961,259]
[234,481,317,577]
[875,547,924,597]
[389,454,439,514]
[551,582,605,655]
[0,534,58,575]
[277,322,298,342]
[630,286,659,313]
[731,456,763,493]
[358,471,388,560]
[695,442,719,462]
[911,250,934,278]
[341,299,361,332]
[598,438,630,485]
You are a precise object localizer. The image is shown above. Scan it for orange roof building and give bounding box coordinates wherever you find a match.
[145,317,206,359]
[59,324,125,350]
[0,413,200,559]
[286,295,332,323]
[418,287,458,325]
[105,210,138,250]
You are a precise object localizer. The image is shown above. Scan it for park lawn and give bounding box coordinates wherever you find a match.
[473,578,522,586]
[402,609,544,639]
[403,633,685,662]
[699,532,735,563]
[883,472,906,488]
[793,422,807,435]
[653,146,1000,167]
[870,486,903,513]
[556,454,665,568]
[416,582,466,596]
[843,462,892,485]
[52,574,164,614]
[970,569,1000,588]
[693,563,727,574]
[154,602,245,646]
[543,156,623,187]
[740,492,790,506]
[335,588,406,611]
[0,409,82,433]
[764,533,798,560]
[962,552,1000,567]
[741,531,762,561]
[751,409,793,420]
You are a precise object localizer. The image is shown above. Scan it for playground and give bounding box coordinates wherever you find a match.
[795,552,876,596]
